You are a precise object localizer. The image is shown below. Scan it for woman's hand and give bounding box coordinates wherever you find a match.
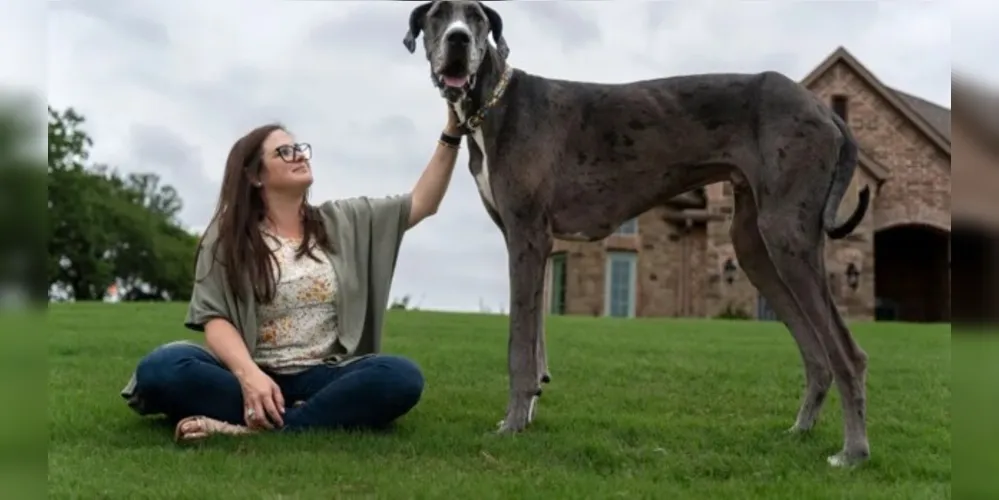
[236,366,285,429]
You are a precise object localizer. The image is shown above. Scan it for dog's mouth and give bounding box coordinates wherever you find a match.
[434,71,476,103]
[435,59,478,91]
[436,72,476,91]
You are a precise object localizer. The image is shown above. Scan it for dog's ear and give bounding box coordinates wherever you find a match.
[481,3,509,60]
[403,2,434,54]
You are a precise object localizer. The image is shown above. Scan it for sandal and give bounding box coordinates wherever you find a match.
[174,416,255,443]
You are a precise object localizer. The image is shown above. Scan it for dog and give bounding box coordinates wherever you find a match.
[402,0,872,468]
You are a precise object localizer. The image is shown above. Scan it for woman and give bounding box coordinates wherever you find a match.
[119,108,463,442]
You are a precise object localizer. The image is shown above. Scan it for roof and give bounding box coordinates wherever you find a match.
[800,46,951,160]
[890,88,951,142]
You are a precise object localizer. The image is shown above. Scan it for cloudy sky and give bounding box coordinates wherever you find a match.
[29,0,982,311]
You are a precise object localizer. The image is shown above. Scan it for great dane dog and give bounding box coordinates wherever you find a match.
[402,0,872,467]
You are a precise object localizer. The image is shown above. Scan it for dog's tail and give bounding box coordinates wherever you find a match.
[823,112,870,240]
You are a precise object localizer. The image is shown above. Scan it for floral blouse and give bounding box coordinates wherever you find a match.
[253,233,340,375]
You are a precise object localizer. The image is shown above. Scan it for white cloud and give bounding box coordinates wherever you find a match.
[0,0,44,96]
[952,0,999,87]
[43,0,956,312]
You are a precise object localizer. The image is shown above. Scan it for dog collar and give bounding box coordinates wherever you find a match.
[457,65,514,135]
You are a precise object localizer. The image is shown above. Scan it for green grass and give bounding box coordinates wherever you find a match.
[48,303,950,499]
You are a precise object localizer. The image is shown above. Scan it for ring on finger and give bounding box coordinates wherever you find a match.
[246,407,256,419]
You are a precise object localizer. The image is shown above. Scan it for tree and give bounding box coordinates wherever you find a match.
[47,107,113,299]
[47,106,199,301]
[117,171,183,221]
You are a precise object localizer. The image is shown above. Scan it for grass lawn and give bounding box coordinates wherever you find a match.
[48,303,950,499]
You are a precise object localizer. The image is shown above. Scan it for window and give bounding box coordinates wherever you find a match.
[605,252,637,318]
[831,95,848,122]
[614,218,638,235]
[548,253,567,315]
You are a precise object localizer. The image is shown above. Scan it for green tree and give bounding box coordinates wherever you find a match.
[47,106,198,301]
[47,107,116,299]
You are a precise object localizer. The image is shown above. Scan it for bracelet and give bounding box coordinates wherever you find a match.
[439,131,461,148]
[438,139,460,150]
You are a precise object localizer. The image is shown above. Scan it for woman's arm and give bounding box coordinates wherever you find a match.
[204,317,286,428]
[407,108,462,228]
[203,318,259,378]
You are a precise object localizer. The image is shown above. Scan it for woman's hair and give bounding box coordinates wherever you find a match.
[196,123,333,304]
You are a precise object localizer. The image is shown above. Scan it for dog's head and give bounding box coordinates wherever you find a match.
[402,0,509,103]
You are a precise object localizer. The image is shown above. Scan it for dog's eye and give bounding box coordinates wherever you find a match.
[464,7,482,21]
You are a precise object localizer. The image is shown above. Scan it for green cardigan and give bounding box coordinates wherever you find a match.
[120,193,413,415]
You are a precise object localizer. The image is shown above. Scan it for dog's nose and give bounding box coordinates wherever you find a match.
[446,30,471,46]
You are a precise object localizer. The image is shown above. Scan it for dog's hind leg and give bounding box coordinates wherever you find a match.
[496,222,551,433]
[817,260,870,467]
[729,181,833,434]
[755,209,870,467]
[746,89,870,466]
[746,165,870,467]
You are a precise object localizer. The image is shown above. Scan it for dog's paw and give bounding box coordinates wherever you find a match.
[785,423,812,435]
[827,448,870,468]
[496,417,526,434]
[495,395,538,434]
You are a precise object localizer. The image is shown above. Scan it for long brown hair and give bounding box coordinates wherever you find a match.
[196,123,333,304]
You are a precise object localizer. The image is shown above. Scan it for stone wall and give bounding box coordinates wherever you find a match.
[551,239,606,317]
[823,177,877,321]
[634,208,708,317]
[704,182,758,318]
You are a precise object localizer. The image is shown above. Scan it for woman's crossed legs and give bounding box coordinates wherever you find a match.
[133,343,425,441]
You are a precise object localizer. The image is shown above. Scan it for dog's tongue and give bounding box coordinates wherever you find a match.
[442,75,469,88]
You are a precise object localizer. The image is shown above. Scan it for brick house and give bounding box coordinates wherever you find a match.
[542,46,960,323]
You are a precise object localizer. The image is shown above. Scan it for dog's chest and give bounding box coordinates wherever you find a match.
[451,104,497,212]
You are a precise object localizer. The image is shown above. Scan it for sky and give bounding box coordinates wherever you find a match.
[19,0,987,311]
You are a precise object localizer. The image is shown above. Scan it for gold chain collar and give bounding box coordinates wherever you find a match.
[457,65,514,135]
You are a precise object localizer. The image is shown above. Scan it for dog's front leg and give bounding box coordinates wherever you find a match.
[496,226,551,434]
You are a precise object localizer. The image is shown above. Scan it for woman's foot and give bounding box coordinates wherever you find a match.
[174,416,255,443]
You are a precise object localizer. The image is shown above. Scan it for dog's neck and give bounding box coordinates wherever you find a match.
[451,47,512,135]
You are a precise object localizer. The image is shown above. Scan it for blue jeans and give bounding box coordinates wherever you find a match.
[133,343,424,431]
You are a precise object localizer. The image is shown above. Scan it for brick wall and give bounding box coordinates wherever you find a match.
[635,208,708,317]
[704,182,758,318]
[551,239,606,317]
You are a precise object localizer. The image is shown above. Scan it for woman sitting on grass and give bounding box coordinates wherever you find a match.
[119,109,463,442]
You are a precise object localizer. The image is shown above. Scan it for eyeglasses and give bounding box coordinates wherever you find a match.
[274,142,312,162]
